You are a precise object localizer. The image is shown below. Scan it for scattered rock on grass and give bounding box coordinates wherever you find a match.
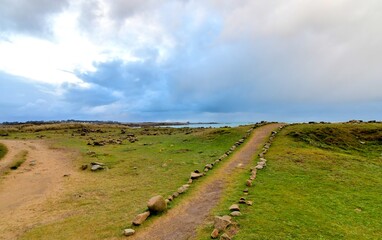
[246,201,253,206]
[190,172,203,179]
[91,164,104,171]
[123,229,135,236]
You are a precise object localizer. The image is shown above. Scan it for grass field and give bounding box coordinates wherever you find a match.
[198,123,382,239]
[0,123,254,239]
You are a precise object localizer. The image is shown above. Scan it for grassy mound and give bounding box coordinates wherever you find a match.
[0,143,7,160]
[198,123,382,239]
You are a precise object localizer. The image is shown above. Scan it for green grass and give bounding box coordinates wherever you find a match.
[197,123,382,239]
[0,143,7,160]
[0,123,254,239]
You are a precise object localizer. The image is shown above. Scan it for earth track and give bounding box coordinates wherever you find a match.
[133,123,283,240]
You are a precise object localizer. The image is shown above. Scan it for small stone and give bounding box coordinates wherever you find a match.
[188,179,193,184]
[246,179,252,187]
[123,229,135,236]
[229,204,240,211]
[205,163,213,169]
[214,216,231,231]
[230,211,242,217]
[239,197,246,204]
[81,164,88,170]
[167,195,173,202]
[91,164,104,171]
[204,168,209,172]
[220,233,231,240]
[243,188,248,193]
[172,192,179,198]
[246,201,253,206]
[132,211,150,226]
[255,165,264,170]
[211,228,219,239]
[191,172,203,179]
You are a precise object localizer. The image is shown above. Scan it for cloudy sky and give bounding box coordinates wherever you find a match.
[1,0,382,123]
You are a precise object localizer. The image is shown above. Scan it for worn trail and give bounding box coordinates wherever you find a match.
[0,140,75,240]
[133,123,283,240]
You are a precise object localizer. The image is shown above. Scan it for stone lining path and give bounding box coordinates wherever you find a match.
[133,123,284,240]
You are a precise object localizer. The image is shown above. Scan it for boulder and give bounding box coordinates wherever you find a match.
[147,195,167,213]
[132,211,150,226]
[214,216,231,231]
[211,228,219,239]
[229,204,240,211]
[123,229,135,236]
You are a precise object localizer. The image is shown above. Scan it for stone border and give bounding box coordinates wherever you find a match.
[123,122,271,237]
[211,124,285,239]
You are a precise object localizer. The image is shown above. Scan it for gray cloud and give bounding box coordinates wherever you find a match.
[2,0,382,122]
[0,0,69,36]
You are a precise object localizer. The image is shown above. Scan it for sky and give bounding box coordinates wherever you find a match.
[1,0,382,123]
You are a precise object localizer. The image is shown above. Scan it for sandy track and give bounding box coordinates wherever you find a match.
[133,123,283,240]
[0,140,75,240]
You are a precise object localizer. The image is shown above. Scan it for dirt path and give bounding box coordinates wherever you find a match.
[133,123,283,240]
[0,140,75,240]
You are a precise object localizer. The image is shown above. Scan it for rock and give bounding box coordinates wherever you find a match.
[243,188,249,193]
[165,199,170,204]
[246,200,253,206]
[132,211,150,226]
[230,211,242,217]
[214,216,231,231]
[205,163,213,170]
[123,229,135,236]
[204,168,209,172]
[81,164,88,170]
[188,179,193,184]
[220,233,231,240]
[191,172,203,179]
[167,195,173,202]
[177,185,188,194]
[211,228,219,239]
[246,179,252,187]
[255,165,264,170]
[229,204,240,211]
[91,161,105,166]
[91,164,104,171]
[147,195,167,213]
[172,192,179,198]
[239,197,246,204]
[194,169,200,173]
